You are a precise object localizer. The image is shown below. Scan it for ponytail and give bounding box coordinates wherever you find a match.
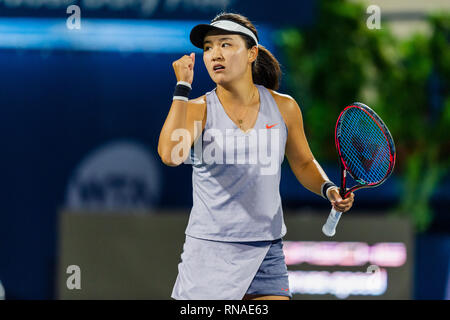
[211,12,282,91]
[252,45,282,90]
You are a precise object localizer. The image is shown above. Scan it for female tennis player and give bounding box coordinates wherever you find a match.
[158,12,355,300]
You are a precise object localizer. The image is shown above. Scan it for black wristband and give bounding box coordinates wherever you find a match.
[173,81,192,101]
[321,181,337,201]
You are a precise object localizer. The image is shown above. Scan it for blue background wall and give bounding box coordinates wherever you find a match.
[0,0,448,299]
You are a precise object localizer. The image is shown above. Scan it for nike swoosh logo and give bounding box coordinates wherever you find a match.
[266,123,278,129]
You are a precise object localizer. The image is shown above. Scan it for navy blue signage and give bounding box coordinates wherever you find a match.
[0,0,315,25]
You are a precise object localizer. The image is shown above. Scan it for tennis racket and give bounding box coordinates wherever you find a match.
[322,102,396,237]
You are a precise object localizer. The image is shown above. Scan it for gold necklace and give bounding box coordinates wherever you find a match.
[235,87,257,129]
[237,111,248,128]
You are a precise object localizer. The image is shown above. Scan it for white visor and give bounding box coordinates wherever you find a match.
[190,19,259,49]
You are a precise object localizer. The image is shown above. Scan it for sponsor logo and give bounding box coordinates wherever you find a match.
[266,123,278,129]
[65,140,161,211]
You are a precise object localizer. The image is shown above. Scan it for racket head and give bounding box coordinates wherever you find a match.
[335,102,396,191]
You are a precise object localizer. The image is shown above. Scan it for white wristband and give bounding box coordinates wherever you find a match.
[326,186,340,201]
[173,96,189,102]
[177,81,192,89]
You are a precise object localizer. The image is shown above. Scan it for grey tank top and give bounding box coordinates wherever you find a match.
[185,84,288,241]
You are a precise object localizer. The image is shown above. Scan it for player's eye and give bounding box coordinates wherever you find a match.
[203,43,230,51]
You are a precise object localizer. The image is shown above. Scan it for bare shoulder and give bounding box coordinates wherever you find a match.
[188,94,206,106]
[185,95,207,131]
[187,95,207,117]
[267,89,302,128]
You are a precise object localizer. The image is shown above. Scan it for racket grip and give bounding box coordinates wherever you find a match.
[322,208,342,237]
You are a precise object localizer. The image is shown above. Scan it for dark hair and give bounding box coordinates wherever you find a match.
[211,12,282,90]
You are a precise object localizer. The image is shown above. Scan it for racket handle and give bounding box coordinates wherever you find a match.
[322,208,342,237]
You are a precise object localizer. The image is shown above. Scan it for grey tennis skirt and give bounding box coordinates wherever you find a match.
[171,235,291,300]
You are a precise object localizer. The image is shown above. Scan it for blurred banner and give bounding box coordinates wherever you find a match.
[283,214,413,300]
[0,19,276,53]
[57,211,412,299]
[0,0,315,25]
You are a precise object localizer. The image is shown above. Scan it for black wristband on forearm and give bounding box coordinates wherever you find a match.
[321,181,337,201]
[173,81,192,102]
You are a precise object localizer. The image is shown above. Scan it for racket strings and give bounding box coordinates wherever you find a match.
[338,108,391,184]
[342,125,390,179]
[351,116,391,165]
[341,112,390,181]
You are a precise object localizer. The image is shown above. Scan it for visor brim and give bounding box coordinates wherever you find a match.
[189,24,256,49]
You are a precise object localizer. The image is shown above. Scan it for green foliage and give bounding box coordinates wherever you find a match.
[277,0,450,232]
[375,13,450,232]
[275,0,392,160]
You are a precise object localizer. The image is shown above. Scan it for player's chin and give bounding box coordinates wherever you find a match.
[212,75,229,84]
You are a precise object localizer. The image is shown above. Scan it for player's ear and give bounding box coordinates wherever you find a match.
[248,46,258,63]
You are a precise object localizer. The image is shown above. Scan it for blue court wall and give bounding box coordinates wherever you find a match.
[0,29,448,300]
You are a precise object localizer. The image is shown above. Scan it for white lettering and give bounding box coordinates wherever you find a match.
[66,265,81,290]
[288,269,387,299]
[170,128,191,165]
[225,129,236,164]
[283,241,407,267]
[66,5,81,30]
[179,304,214,317]
[140,0,159,16]
[169,126,282,174]
[203,129,224,164]
[258,128,280,175]
[366,5,381,30]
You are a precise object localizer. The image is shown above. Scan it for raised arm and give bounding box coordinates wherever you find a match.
[158,53,206,166]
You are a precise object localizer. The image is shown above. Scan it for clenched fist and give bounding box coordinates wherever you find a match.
[172,52,195,85]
